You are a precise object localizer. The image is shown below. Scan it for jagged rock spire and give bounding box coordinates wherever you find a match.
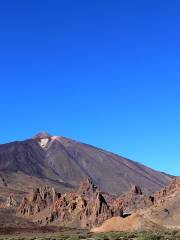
[78,178,98,195]
[131,185,142,195]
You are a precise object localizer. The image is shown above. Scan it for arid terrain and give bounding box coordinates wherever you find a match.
[0,133,179,239]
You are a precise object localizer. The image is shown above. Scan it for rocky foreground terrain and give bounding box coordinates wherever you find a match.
[1,176,180,234]
[140,177,180,228]
[0,133,180,236]
[92,177,180,233]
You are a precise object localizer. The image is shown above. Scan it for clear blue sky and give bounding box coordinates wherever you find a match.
[0,0,180,176]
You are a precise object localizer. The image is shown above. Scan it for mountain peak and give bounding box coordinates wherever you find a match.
[0,133,173,195]
[33,132,52,139]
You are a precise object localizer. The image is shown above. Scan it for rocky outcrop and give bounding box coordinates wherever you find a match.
[135,177,180,229]
[5,196,17,208]
[111,185,154,215]
[0,195,18,209]
[17,179,122,228]
[154,177,180,204]
[20,179,180,229]
[17,180,156,229]
[78,178,98,195]
[17,177,180,231]
[0,175,7,187]
[49,179,116,228]
[131,185,142,195]
[17,186,59,216]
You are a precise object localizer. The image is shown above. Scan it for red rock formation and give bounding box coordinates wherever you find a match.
[17,186,58,216]
[5,196,17,208]
[110,185,154,215]
[154,177,180,202]
[17,179,122,228]
[17,180,157,229]
[49,179,115,228]
[138,177,180,228]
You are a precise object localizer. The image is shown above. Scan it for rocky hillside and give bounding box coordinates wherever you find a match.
[0,132,173,195]
[4,177,180,231]
[17,179,116,228]
[141,177,180,228]
[92,177,180,232]
[17,178,154,229]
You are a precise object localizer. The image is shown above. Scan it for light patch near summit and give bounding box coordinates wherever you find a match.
[38,138,49,149]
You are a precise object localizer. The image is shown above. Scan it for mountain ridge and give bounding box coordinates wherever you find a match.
[0,133,173,195]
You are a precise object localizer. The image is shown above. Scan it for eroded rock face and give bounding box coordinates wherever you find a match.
[17,180,157,229]
[154,177,180,202]
[17,178,180,230]
[136,177,180,228]
[131,185,142,195]
[78,178,98,195]
[17,179,122,228]
[5,196,17,208]
[146,177,180,216]
[17,186,58,216]
[49,179,115,228]
[110,185,154,215]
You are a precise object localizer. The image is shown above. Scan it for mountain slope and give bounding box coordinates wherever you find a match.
[0,132,173,195]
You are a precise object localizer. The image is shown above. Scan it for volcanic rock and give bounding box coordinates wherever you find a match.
[33,132,52,139]
[0,133,173,196]
[110,185,154,215]
[78,178,98,195]
[17,179,122,228]
[5,196,17,208]
[140,177,180,228]
[49,179,115,228]
[17,178,180,230]
[17,186,58,217]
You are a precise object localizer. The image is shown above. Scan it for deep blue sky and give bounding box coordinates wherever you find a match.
[0,0,180,175]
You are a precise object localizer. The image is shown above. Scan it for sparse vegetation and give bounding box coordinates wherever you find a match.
[1,230,180,240]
